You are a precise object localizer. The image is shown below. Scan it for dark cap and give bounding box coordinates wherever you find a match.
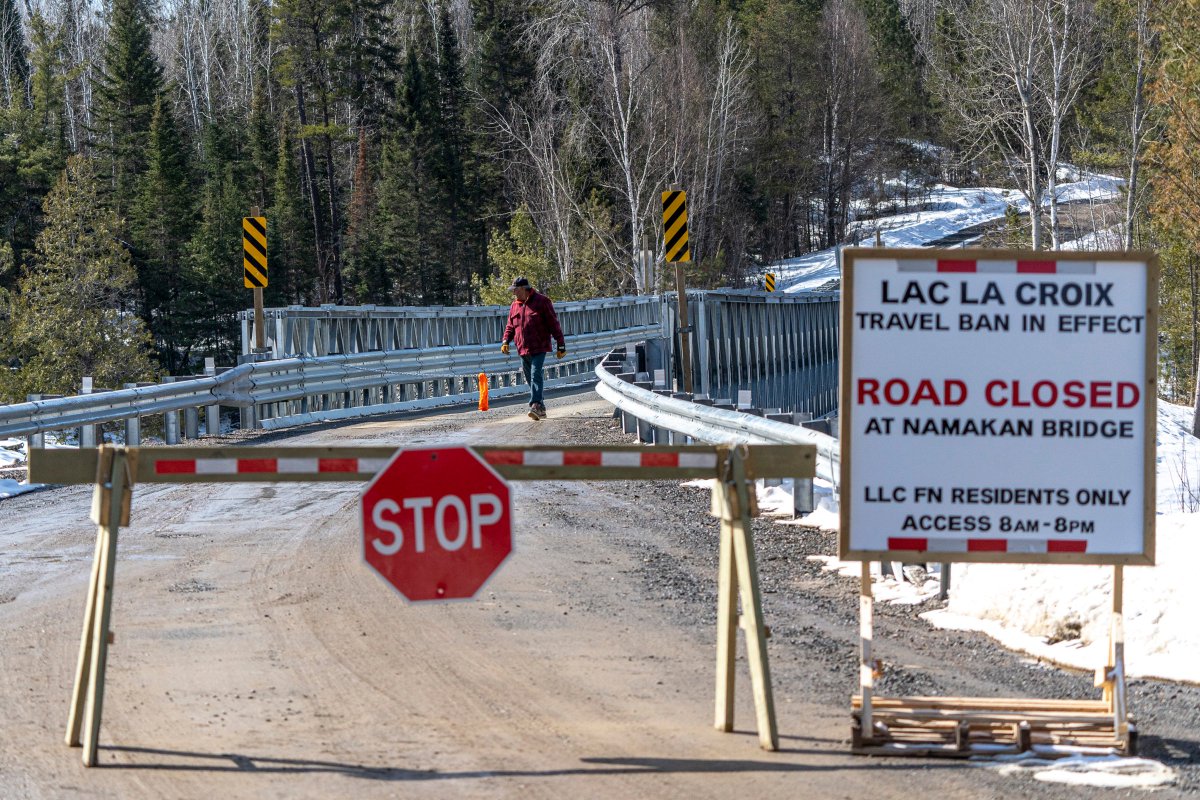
[508,276,531,291]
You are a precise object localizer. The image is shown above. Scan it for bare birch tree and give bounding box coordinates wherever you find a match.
[662,15,752,272]
[1038,0,1099,248]
[491,93,587,283]
[29,0,101,151]
[925,0,1099,250]
[1121,0,1158,249]
[817,0,884,245]
[926,0,1051,248]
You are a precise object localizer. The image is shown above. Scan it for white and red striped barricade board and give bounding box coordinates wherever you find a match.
[30,443,815,486]
[839,248,1157,565]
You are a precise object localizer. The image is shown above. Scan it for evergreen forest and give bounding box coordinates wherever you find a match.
[0,0,1198,406]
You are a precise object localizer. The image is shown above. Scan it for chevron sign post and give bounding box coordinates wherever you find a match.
[663,189,694,392]
[244,212,268,350]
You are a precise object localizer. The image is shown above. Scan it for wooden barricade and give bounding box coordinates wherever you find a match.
[851,562,1136,757]
[31,442,815,767]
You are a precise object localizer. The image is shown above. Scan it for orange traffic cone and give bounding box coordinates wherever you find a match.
[478,372,489,411]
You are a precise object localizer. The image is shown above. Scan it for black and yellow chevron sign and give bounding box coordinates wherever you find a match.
[243,216,268,289]
[662,190,691,263]
[765,272,776,292]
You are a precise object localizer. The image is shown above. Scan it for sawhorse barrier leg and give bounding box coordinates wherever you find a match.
[65,446,134,767]
[712,446,779,751]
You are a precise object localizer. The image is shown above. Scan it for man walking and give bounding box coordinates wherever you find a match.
[500,277,566,420]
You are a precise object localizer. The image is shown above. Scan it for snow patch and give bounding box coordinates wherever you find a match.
[0,478,45,499]
[983,754,1176,789]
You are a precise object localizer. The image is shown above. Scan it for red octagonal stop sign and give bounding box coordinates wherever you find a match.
[362,447,512,602]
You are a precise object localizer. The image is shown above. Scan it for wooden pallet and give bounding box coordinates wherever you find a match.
[850,562,1136,759]
[850,694,1137,757]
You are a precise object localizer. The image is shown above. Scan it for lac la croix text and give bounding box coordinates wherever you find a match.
[876,279,1114,307]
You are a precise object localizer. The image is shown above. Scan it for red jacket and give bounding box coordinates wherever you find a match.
[503,290,565,356]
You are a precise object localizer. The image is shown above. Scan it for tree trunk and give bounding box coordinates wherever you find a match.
[1125,0,1150,251]
[1192,258,1199,437]
[294,84,329,302]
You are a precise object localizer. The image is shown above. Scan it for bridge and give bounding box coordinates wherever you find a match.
[0,289,841,463]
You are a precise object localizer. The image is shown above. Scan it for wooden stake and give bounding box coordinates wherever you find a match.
[728,447,778,751]
[81,447,131,767]
[713,486,737,732]
[860,561,874,741]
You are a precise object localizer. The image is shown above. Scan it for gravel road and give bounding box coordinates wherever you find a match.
[0,388,1195,798]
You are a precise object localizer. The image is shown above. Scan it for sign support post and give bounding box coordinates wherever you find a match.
[858,562,873,741]
[662,189,694,394]
[244,207,268,352]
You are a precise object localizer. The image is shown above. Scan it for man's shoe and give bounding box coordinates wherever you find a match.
[533,403,547,419]
[528,405,541,421]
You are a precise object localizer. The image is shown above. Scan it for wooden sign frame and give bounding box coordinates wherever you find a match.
[31,442,816,766]
[839,247,1158,566]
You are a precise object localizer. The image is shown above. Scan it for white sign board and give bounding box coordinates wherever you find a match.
[839,249,1156,564]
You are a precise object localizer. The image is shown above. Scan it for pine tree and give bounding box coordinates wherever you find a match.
[92,0,163,220]
[130,96,197,373]
[471,0,535,119]
[741,0,824,259]
[470,0,536,260]
[268,117,319,305]
[342,0,399,130]
[855,0,927,135]
[272,0,352,302]
[0,157,155,403]
[248,79,277,212]
[28,13,67,163]
[0,0,29,109]
[184,120,253,365]
[432,6,471,300]
[0,13,63,290]
[474,205,558,304]
[377,48,448,304]
[343,127,388,302]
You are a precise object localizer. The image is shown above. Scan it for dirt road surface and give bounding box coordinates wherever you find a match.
[2,390,1197,798]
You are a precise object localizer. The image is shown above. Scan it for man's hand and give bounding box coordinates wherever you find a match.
[556,347,567,359]
[500,342,510,355]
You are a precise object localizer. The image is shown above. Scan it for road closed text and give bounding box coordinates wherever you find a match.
[856,378,1140,409]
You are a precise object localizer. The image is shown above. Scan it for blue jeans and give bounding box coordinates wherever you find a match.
[521,352,546,406]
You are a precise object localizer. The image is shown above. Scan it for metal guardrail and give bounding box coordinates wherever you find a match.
[241,295,663,358]
[241,328,655,430]
[593,351,840,486]
[0,327,658,441]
